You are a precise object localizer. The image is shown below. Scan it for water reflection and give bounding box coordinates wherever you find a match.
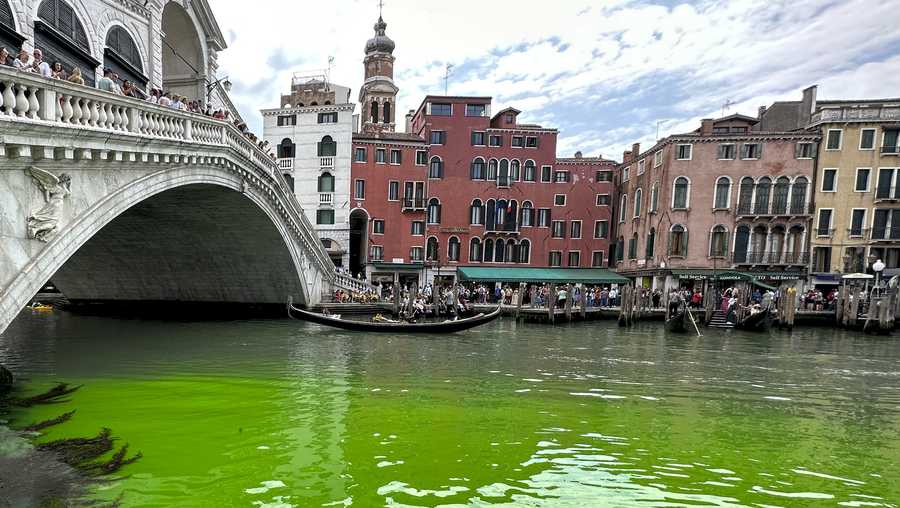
[1,312,899,507]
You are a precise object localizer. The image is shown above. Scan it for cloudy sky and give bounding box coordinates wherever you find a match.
[209,0,900,161]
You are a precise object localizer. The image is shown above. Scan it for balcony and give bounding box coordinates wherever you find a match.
[319,193,334,206]
[402,197,425,211]
[810,106,900,126]
[733,251,810,265]
[736,201,812,217]
[320,157,334,169]
[881,145,900,155]
[278,158,294,170]
[870,227,900,242]
[847,227,870,239]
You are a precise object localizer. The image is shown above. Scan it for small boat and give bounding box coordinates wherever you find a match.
[665,298,691,333]
[29,302,53,312]
[288,300,502,333]
[735,307,773,332]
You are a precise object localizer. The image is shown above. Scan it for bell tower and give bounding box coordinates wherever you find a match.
[359,9,399,133]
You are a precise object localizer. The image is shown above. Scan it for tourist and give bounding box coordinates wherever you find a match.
[762,289,774,309]
[30,49,51,77]
[121,80,137,98]
[13,48,31,71]
[556,286,567,308]
[67,66,85,85]
[0,47,10,66]
[97,68,116,93]
[158,92,172,107]
[609,287,618,306]
[111,72,124,94]
[50,61,67,80]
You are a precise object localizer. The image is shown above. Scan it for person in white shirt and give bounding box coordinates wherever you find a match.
[158,92,172,107]
[13,48,31,71]
[32,49,51,77]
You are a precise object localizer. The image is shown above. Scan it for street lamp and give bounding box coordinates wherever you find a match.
[873,258,885,295]
[206,76,232,105]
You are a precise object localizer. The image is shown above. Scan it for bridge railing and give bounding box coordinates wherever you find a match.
[0,66,339,288]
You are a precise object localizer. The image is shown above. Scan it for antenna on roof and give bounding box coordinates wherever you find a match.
[721,99,734,117]
[326,56,334,88]
[443,63,453,95]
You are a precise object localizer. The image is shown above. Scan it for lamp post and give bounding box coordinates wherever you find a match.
[205,76,232,106]
[873,258,885,296]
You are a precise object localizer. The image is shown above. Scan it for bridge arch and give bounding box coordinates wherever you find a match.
[1,166,317,331]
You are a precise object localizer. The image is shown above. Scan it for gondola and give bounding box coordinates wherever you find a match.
[734,307,773,331]
[665,307,690,333]
[288,300,502,333]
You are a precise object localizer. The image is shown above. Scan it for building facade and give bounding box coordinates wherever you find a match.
[262,77,355,267]
[614,115,819,291]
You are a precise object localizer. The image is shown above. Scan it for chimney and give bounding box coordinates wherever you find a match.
[405,109,414,133]
[700,118,714,136]
[802,85,818,114]
[631,143,640,158]
[622,150,632,164]
[758,105,767,119]
[574,151,583,159]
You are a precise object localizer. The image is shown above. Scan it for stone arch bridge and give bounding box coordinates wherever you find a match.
[0,68,366,334]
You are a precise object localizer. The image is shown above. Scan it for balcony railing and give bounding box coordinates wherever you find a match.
[847,227,870,239]
[736,201,812,216]
[810,106,900,125]
[320,157,334,169]
[278,158,294,170]
[733,251,810,265]
[402,197,425,211]
[319,193,334,206]
[871,227,900,241]
[881,145,900,155]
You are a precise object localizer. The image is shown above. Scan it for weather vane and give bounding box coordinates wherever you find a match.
[378,0,384,17]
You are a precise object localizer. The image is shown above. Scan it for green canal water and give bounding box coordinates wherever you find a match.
[1,311,899,507]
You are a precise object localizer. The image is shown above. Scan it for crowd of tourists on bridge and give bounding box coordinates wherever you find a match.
[1,44,277,160]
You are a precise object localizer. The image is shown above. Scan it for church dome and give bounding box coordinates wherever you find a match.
[365,16,395,54]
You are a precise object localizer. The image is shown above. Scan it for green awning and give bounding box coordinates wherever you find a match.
[457,267,629,284]
[752,280,778,291]
[371,262,424,271]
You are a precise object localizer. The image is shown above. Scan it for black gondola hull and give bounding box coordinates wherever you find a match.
[665,310,689,333]
[288,304,501,333]
[735,309,773,331]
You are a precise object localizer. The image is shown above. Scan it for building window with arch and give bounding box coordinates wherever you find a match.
[511,160,521,181]
[317,135,337,157]
[470,199,484,225]
[487,159,498,180]
[105,25,146,88]
[519,239,531,264]
[484,238,494,262]
[790,177,809,214]
[645,228,656,259]
[469,238,482,262]
[615,236,624,262]
[370,102,379,123]
[498,160,510,187]
[429,157,444,179]
[495,239,506,263]
[277,138,295,158]
[668,225,688,257]
[633,188,642,218]
[383,102,391,123]
[448,237,460,261]
[772,177,790,214]
[628,234,638,259]
[649,182,659,213]
[426,236,439,262]
[709,225,728,257]
[471,158,486,180]
[520,201,535,227]
[317,173,334,192]
[754,177,772,214]
[619,195,627,223]
[738,177,754,214]
[672,177,690,209]
[714,177,731,209]
[36,0,96,86]
[523,160,536,182]
[505,239,517,263]
[427,198,441,224]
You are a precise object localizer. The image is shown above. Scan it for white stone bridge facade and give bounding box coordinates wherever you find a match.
[0,67,367,333]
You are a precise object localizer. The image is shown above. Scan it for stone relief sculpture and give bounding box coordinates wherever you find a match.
[26,166,72,242]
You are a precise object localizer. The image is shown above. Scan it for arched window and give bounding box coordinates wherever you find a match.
[518,239,531,264]
[754,177,771,214]
[496,200,507,227]
[311,102,318,106]
[633,188,642,218]
[628,233,638,259]
[448,236,460,261]
[383,102,391,124]
[470,158,486,180]
[370,102,379,123]
[487,159,498,180]
[317,135,336,157]
[668,225,688,257]
[36,0,95,86]
[738,176,754,214]
[734,225,751,263]
[495,238,506,263]
[105,26,146,87]
[469,238,482,262]
[645,228,656,259]
[520,201,534,227]
[505,239,517,263]
[714,177,731,209]
[324,101,331,105]
[672,176,690,209]
[504,200,518,231]
[709,225,728,257]
[426,236,439,261]
[277,138,295,158]
[524,160,536,182]
[773,177,790,214]
[510,160,521,181]
[317,172,334,192]
[427,198,441,224]
[619,195,627,222]
[790,177,808,214]
[498,159,510,187]
[484,238,494,262]
[470,199,484,225]
[751,225,768,262]
[616,236,624,262]
[649,182,659,213]
[485,199,496,231]
[296,102,305,107]
[429,157,443,179]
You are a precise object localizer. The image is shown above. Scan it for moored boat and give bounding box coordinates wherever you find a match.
[288,300,501,333]
[735,307,773,332]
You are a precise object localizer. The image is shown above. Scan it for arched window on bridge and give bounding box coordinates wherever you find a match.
[104,25,147,89]
[36,0,99,86]
[317,136,337,157]
[0,0,25,55]
[277,138,295,159]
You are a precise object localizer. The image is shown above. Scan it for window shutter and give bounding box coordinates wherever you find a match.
[794,143,802,158]
[741,144,749,159]
[756,143,763,159]
[667,232,673,255]
[470,162,475,180]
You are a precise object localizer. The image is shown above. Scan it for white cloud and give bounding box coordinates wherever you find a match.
[208,0,900,161]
